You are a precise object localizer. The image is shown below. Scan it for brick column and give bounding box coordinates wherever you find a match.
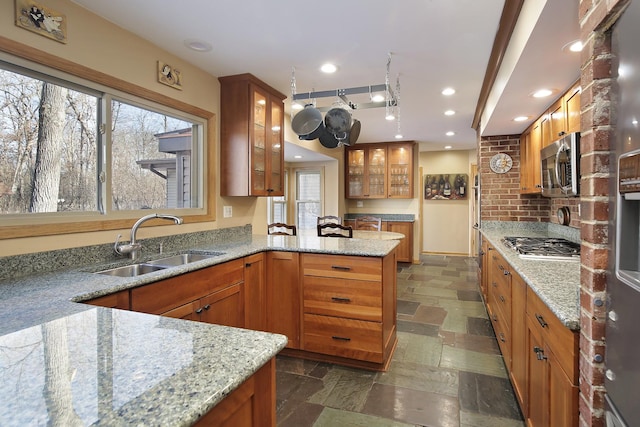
[578,1,628,426]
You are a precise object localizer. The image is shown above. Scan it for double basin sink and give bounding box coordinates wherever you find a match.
[96,251,225,277]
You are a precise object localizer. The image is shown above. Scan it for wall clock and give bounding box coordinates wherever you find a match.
[489,153,513,174]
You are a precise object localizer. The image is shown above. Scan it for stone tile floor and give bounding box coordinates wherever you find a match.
[275,254,525,427]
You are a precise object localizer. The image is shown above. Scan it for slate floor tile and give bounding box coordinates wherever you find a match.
[362,383,460,426]
[397,299,420,315]
[467,316,495,337]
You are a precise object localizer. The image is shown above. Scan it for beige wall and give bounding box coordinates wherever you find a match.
[0,0,262,256]
[419,150,476,255]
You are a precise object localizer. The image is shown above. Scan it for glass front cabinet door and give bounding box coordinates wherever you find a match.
[345,142,414,199]
[219,73,286,196]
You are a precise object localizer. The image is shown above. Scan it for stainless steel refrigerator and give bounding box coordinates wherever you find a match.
[606,3,640,425]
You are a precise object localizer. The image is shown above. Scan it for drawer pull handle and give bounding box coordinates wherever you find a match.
[332,336,351,341]
[499,333,506,343]
[492,315,498,322]
[535,313,548,328]
[503,270,510,276]
[331,265,352,271]
[203,304,211,310]
[534,346,547,361]
[331,296,352,303]
[499,295,505,303]
[498,264,504,271]
[195,308,203,314]
[492,282,497,288]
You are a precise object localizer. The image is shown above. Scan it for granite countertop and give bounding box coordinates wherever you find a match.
[0,232,397,426]
[480,222,581,330]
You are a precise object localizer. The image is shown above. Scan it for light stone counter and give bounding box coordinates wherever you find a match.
[0,231,398,425]
[480,222,581,330]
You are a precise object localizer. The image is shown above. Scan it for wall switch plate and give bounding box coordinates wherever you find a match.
[356,201,364,208]
[223,206,232,218]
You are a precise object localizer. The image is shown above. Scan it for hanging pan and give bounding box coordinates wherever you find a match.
[292,104,324,140]
[324,107,352,136]
[318,127,339,148]
[347,119,361,146]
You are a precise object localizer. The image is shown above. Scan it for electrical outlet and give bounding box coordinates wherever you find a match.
[356,200,364,208]
[223,206,232,218]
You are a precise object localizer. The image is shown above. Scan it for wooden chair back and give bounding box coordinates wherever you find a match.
[317,215,343,225]
[354,216,382,231]
[317,223,353,238]
[267,223,297,236]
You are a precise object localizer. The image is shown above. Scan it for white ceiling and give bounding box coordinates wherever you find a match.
[70,0,581,162]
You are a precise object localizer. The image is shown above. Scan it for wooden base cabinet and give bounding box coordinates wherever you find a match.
[483,245,578,426]
[266,251,300,349]
[130,259,245,328]
[525,286,579,427]
[386,221,413,263]
[195,358,276,427]
[300,252,397,370]
[86,289,130,309]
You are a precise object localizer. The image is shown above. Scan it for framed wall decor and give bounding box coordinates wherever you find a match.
[15,0,67,43]
[157,61,183,90]
[424,173,468,200]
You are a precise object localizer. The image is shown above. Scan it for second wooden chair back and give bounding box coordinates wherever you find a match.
[267,223,297,236]
[317,215,343,226]
[354,216,382,231]
[317,222,353,238]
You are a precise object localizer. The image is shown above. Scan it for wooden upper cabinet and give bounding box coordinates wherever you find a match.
[549,98,566,142]
[520,119,542,194]
[564,82,581,134]
[346,142,415,199]
[219,73,286,196]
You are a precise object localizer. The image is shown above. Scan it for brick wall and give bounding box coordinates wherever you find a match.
[578,0,628,426]
[479,135,550,222]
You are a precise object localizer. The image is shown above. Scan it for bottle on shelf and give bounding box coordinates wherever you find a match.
[443,174,452,197]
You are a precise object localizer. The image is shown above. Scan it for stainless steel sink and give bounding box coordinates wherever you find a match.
[97,263,167,277]
[145,251,225,267]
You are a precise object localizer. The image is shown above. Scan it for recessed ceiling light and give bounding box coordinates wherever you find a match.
[372,94,385,102]
[442,87,456,96]
[292,102,303,110]
[444,110,456,116]
[184,39,212,52]
[446,131,455,136]
[633,119,638,125]
[385,113,395,121]
[513,116,529,122]
[444,145,452,150]
[320,63,337,73]
[294,155,303,159]
[562,40,583,53]
[395,133,403,139]
[532,89,553,98]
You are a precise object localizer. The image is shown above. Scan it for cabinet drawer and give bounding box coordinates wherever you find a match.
[302,254,381,281]
[303,276,382,321]
[303,314,383,363]
[526,286,578,381]
[489,277,511,321]
[487,297,511,367]
[131,260,244,314]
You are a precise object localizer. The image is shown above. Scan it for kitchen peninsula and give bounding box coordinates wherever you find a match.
[0,227,398,426]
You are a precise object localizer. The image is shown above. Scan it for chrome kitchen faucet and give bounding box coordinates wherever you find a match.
[114,213,183,260]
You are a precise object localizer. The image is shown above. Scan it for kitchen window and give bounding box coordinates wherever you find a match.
[0,47,212,239]
[268,170,288,224]
[295,169,322,230]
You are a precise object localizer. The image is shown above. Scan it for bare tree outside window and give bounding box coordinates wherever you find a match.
[0,66,202,217]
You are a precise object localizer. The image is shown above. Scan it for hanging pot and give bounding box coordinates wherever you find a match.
[324,107,352,136]
[348,119,361,146]
[292,104,324,140]
[318,127,339,148]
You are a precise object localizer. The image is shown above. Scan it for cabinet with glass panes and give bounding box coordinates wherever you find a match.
[345,142,414,199]
[219,73,285,196]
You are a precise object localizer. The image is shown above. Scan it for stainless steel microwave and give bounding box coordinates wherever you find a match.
[540,132,580,197]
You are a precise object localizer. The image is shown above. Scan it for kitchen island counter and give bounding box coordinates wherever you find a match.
[0,232,398,426]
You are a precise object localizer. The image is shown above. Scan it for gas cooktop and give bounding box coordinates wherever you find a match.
[502,236,581,261]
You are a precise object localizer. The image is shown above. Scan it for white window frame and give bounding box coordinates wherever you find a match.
[294,168,323,230]
[267,170,288,224]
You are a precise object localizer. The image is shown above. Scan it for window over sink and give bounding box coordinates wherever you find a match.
[0,47,212,239]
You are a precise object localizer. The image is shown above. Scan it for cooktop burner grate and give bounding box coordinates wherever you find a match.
[502,236,580,260]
